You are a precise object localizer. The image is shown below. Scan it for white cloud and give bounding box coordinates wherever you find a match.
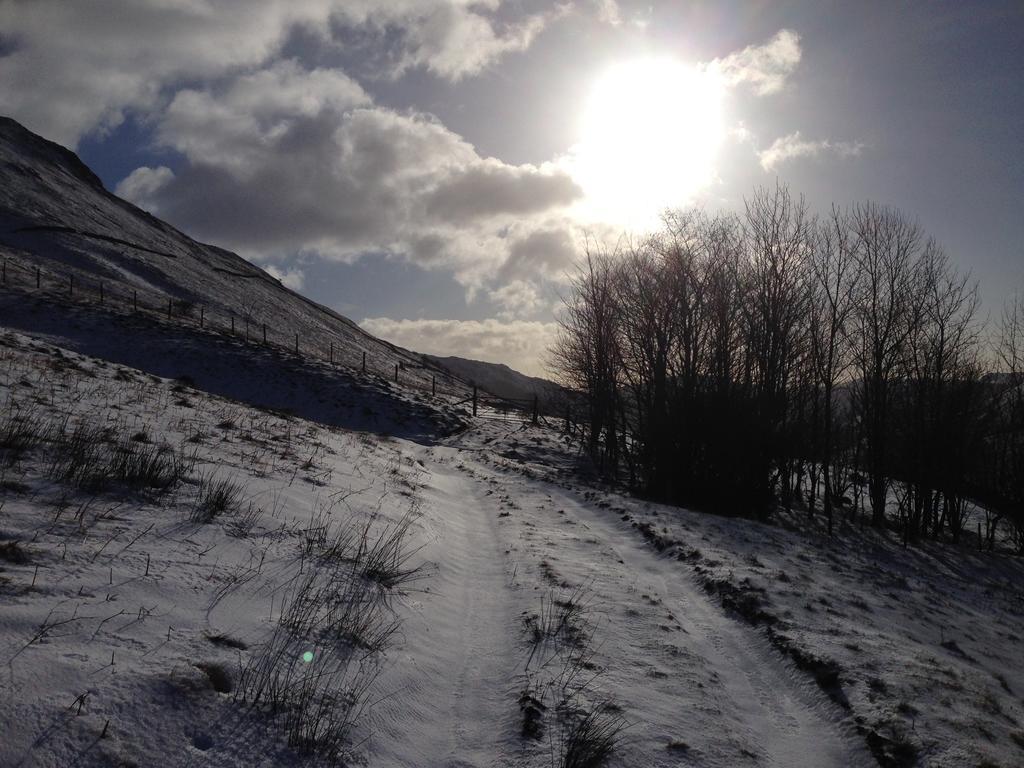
[708,29,802,96]
[264,264,306,290]
[359,317,558,376]
[595,0,623,26]
[117,61,581,293]
[488,280,545,319]
[115,166,174,210]
[0,1,558,147]
[758,131,865,171]
[386,3,567,81]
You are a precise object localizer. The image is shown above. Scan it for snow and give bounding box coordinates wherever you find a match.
[3,323,1024,766]
[2,114,1022,766]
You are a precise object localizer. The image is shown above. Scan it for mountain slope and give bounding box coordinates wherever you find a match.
[0,116,467,435]
[427,354,569,404]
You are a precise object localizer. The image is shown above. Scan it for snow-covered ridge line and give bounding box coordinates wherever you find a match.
[0,116,474,406]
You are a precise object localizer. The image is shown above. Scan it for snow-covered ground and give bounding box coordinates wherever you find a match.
[2,328,1022,768]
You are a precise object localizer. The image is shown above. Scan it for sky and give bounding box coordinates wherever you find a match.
[1,0,1022,377]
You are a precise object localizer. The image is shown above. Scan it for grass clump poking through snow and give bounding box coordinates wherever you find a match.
[49,420,195,493]
[354,511,425,592]
[559,704,626,768]
[0,401,51,467]
[191,472,244,523]
[519,585,625,766]
[237,505,424,760]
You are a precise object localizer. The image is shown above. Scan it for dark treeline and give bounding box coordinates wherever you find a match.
[551,184,1024,549]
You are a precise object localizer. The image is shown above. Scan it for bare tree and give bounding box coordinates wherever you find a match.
[848,202,923,527]
[742,184,812,515]
[550,244,623,475]
[808,206,856,535]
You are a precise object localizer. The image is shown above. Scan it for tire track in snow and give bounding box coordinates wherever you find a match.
[458,439,874,768]
[368,445,521,767]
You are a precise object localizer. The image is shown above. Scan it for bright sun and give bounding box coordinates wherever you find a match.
[570,57,726,230]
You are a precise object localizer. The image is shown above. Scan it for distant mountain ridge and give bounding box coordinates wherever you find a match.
[427,354,569,404]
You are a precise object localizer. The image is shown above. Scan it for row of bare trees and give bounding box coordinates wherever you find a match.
[551,184,1023,548]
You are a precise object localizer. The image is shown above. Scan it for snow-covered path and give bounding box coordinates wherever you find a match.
[398,421,875,767]
[370,444,522,767]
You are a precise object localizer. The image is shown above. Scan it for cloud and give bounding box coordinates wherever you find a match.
[360,317,558,377]
[381,3,568,81]
[264,264,306,290]
[156,60,370,172]
[709,29,802,96]
[758,131,864,170]
[500,227,579,282]
[115,166,174,210]
[595,0,623,26]
[115,60,580,294]
[424,162,581,225]
[0,1,558,147]
[488,280,545,319]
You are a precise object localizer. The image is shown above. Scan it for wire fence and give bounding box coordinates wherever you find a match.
[0,254,575,427]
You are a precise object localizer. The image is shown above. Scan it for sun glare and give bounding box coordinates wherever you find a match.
[570,57,726,230]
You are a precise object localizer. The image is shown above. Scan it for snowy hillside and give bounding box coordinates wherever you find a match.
[3,325,1024,767]
[0,117,464,405]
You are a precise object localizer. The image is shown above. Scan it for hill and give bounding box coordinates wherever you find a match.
[0,116,466,438]
[427,354,570,404]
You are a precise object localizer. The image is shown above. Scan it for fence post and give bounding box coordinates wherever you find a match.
[231,315,235,335]
[362,351,366,373]
[431,375,436,396]
[200,306,204,328]
[532,394,538,425]
[394,363,399,383]
[330,342,334,364]
[295,333,299,355]
[133,290,137,312]
[167,298,172,319]
[262,323,267,344]
[36,266,40,289]
[472,385,478,417]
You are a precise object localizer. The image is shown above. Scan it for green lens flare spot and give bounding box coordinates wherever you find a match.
[302,651,314,663]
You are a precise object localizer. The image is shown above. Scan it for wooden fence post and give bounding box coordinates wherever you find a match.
[36,266,40,289]
[200,306,204,328]
[231,316,235,335]
[472,386,478,417]
[394,363,399,383]
[295,333,299,354]
[167,298,172,319]
[262,323,267,344]
[362,351,366,373]
[330,342,334,364]
[431,375,436,396]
